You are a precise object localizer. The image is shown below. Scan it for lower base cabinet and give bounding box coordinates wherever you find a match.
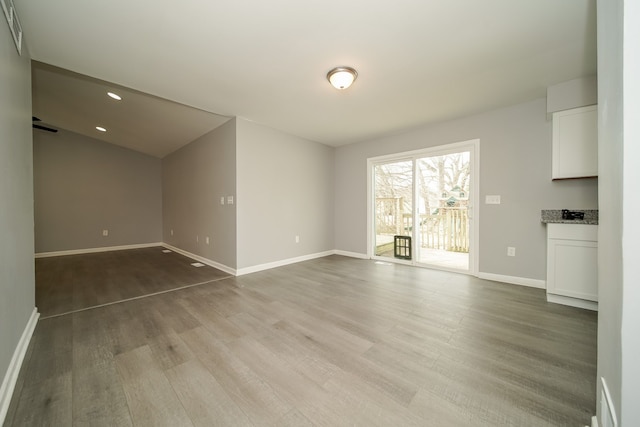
[546,223,598,310]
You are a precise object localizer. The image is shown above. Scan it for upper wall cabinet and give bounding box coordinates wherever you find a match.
[552,105,598,180]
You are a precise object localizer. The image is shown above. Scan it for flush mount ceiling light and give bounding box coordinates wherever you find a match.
[96,126,107,132]
[327,66,358,90]
[107,92,122,101]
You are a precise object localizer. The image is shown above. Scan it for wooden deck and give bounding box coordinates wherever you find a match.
[376,236,469,270]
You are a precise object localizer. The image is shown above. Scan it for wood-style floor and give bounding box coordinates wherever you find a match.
[5,253,597,426]
[35,247,231,318]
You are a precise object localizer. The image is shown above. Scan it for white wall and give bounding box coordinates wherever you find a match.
[334,98,598,281]
[236,118,334,270]
[621,1,640,423]
[547,75,598,113]
[162,119,237,269]
[596,0,623,421]
[34,129,163,253]
[0,20,35,419]
[597,0,640,425]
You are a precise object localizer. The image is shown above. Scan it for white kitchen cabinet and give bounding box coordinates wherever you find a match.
[546,223,598,310]
[552,105,598,179]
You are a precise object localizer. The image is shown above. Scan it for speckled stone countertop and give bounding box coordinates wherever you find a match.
[541,210,599,225]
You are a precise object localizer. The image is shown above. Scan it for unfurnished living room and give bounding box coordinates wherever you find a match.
[1,1,639,426]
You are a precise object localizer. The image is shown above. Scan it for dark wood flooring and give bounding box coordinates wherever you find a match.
[35,247,231,318]
[5,254,597,426]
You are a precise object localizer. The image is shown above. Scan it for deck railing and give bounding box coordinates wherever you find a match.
[403,208,469,252]
[375,199,469,253]
[375,197,406,236]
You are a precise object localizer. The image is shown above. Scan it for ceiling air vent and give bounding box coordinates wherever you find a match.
[1,0,23,55]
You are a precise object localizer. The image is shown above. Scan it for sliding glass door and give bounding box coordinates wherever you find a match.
[373,159,413,259]
[415,151,470,270]
[370,141,478,274]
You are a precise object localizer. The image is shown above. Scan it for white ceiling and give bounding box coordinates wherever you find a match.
[17,0,596,155]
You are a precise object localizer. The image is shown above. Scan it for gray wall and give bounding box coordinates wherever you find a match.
[162,119,237,269]
[0,21,35,411]
[597,0,640,424]
[33,129,163,253]
[236,118,334,270]
[334,98,598,281]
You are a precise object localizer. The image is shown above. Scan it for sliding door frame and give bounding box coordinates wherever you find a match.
[367,139,480,276]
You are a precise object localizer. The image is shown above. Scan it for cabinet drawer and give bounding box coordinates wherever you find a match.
[547,223,597,241]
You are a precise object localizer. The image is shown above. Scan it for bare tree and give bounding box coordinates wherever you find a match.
[418,153,470,211]
[374,153,470,238]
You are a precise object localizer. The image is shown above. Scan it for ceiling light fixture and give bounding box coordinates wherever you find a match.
[327,66,358,90]
[107,92,122,101]
[96,126,107,132]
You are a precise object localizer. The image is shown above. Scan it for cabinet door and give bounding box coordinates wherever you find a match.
[546,238,598,301]
[552,105,598,179]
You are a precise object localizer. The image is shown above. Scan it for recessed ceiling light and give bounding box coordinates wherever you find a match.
[107,92,122,101]
[96,126,107,132]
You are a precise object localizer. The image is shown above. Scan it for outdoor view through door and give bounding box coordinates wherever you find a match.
[372,143,475,273]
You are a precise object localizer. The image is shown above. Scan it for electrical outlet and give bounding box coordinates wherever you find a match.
[507,247,516,257]
[486,195,501,204]
[170,229,174,236]
[102,229,109,236]
[295,235,300,243]
[196,235,199,243]
[227,196,234,205]
[206,236,210,245]
[220,197,225,205]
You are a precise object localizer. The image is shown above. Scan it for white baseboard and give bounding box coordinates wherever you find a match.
[0,308,39,425]
[161,244,236,276]
[591,415,598,427]
[35,242,164,258]
[236,251,335,276]
[162,247,364,276]
[332,250,369,259]
[546,293,598,311]
[478,272,546,289]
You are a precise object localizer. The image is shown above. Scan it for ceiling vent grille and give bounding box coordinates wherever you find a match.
[1,0,23,55]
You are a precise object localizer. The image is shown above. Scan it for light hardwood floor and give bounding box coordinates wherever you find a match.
[5,252,597,426]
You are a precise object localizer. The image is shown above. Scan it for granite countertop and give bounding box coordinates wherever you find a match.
[541,209,598,225]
